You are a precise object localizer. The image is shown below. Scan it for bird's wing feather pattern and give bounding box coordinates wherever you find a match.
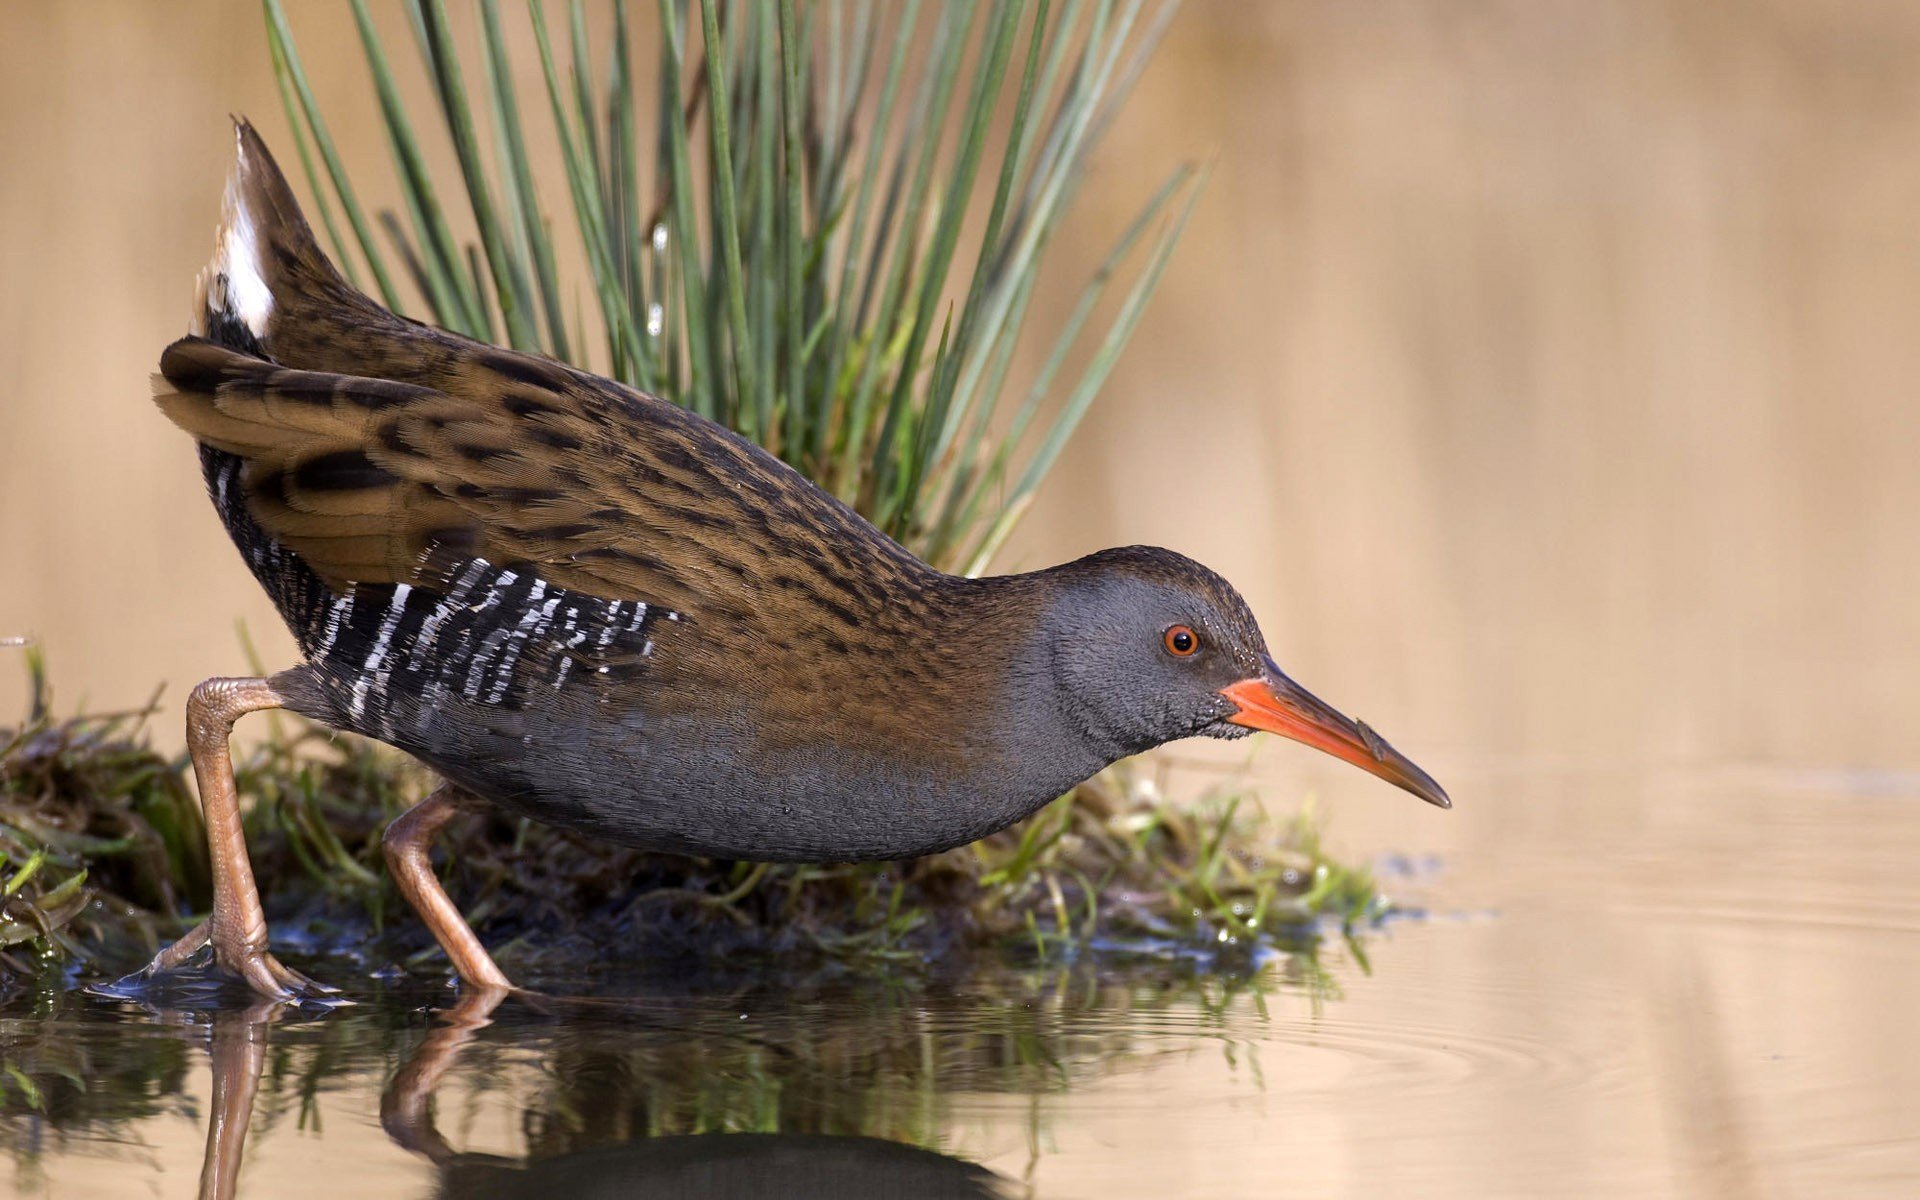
[154,335,922,632]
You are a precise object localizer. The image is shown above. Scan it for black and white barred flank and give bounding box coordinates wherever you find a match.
[306,559,677,732]
[202,450,677,735]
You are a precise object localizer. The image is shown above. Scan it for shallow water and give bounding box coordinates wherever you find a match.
[5,759,1916,1199]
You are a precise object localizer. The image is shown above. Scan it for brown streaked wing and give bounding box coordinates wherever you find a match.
[152,336,911,627]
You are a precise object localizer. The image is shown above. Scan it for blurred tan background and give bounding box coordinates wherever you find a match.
[3,0,1919,773]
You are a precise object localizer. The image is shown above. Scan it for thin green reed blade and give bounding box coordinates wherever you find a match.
[839,2,971,505]
[932,163,1195,566]
[750,3,780,446]
[568,0,604,182]
[466,243,500,342]
[778,0,818,445]
[951,0,1135,430]
[262,0,404,310]
[815,0,921,478]
[1015,1,1149,253]
[609,0,644,331]
[647,6,681,392]
[867,1,1017,520]
[927,0,1154,550]
[1086,0,1185,150]
[486,26,536,275]
[874,0,1022,537]
[852,6,965,337]
[933,0,1081,462]
[1031,1,1182,260]
[529,0,653,387]
[349,0,483,334]
[480,0,572,358]
[788,4,842,459]
[905,0,1051,537]
[967,163,1206,574]
[413,0,542,350]
[778,1,807,457]
[818,0,846,214]
[377,210,436,305]
[699,0,762,441]
[263,17,361,291]
[812,1,879,234]
[656,0,716,417]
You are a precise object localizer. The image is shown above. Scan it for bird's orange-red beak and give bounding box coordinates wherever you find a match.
[1219,658,1450,808]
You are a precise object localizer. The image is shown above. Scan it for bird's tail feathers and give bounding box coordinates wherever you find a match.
[192,118,366,357]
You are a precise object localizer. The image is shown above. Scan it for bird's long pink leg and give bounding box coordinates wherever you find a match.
[143,677,335,999]
[383,784,512,990]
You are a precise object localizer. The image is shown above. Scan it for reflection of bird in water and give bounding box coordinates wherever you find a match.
[387,989,1013,1200]
[194,988,1011,1200]
[196,999,280,1200]
[422,1134,1009,1200]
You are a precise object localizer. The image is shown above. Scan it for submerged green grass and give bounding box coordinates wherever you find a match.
[0,648,1390,987]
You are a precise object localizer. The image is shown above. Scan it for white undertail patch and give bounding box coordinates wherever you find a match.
[220,203,273,336]
[196,129,273,338]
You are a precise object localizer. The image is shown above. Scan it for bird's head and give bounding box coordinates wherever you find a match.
[1036,546,1450,809]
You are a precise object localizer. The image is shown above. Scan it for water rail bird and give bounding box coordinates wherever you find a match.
[140,122,1448,998]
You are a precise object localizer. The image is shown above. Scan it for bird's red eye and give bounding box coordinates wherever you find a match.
[1163,625,1198,657]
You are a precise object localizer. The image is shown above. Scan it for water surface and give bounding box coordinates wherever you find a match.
[5,760,1916,1198]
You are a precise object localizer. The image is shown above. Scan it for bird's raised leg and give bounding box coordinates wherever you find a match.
[383,784,512,991]
[143,676,334,999]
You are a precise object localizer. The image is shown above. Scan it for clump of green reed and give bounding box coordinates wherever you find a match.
[265,0,1199,570]
[0,649,1389,984]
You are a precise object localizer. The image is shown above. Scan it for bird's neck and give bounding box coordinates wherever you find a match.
[728,564,1110,795]
[912,568,1124,794]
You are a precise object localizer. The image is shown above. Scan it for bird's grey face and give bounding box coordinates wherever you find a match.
[1046,548,1450,809]
[1048,569,1265,752]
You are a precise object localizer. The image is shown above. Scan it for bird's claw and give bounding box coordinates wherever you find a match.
[134,919,344,1002]
[229,948,340,1000]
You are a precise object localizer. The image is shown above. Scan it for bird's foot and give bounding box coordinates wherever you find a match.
[122,918,343,1003]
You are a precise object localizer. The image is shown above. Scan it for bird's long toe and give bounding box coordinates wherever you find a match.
[213,938,341,1002]
[258,953,342,998]
[144,919,212,975]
